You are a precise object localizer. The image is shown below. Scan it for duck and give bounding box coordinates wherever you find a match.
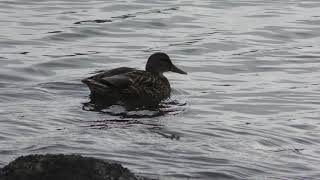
[82,52,187,109]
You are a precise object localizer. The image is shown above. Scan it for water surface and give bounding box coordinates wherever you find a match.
[1,0,320,179]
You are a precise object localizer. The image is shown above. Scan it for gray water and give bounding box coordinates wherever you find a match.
[1,0,320,179]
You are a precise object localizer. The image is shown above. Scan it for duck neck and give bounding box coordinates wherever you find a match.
[147,69,164,76]
[153,71,165,77]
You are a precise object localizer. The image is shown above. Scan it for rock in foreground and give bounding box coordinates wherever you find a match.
[0,154,151,180]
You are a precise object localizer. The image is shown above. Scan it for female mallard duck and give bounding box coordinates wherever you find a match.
[82,52,187,109]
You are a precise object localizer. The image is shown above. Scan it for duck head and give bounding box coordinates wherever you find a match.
[145,52,187,75]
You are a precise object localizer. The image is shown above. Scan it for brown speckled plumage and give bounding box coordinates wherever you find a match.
[82,52,187,109]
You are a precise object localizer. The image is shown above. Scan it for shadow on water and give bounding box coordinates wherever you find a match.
[85,117,182,141]
[81,86,187,119]
[82,98,187,119]
[82,95,186,141]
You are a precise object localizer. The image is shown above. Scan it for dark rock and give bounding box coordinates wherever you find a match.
[0,154,151,180]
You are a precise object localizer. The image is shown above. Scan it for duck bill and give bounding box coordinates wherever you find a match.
[171,65,187,74]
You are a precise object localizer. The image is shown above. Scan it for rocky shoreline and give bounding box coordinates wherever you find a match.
[0,154,153,180]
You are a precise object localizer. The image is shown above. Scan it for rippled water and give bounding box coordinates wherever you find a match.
[1,0,320,179]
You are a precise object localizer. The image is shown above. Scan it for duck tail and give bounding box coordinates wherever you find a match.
[82,78,111,95]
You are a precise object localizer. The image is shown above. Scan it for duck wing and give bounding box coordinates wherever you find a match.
[97,69,154,89]
[91,67,137,77]
[82,67,137,94]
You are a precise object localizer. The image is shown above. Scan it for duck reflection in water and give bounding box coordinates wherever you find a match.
[82,52,187,110]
